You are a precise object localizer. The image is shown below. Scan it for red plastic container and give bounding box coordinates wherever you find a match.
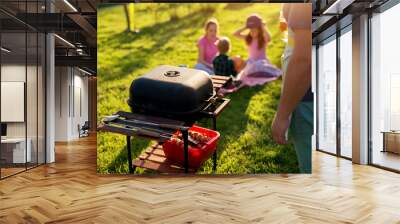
[162,125,220,169]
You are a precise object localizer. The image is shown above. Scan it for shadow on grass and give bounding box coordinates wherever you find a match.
[106,137,152,173]
[198,82,299,174]
[196,86,268,173]
[99,8,215,83]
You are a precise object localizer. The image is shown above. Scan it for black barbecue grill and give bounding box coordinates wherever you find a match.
[98,66,231,174]
[128,65,219,123]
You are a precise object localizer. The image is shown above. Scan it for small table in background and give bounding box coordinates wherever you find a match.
[381,131,400,154]
[0,138,32,167]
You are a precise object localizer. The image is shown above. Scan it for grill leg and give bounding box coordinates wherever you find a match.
[212,116,217,172]
[182,129,189,173]
[127,136,134,174]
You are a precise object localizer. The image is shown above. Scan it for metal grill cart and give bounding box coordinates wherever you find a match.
[98,75,231,174]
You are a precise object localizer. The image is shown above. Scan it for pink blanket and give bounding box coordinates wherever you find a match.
[218,59,281,96]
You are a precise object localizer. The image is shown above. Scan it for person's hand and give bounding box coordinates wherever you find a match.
[279,20,288,33]
[271,113,291,145]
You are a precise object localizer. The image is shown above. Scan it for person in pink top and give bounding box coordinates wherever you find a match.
[219,14,281,96]
[194,18,220,75]
[233,14,281,82]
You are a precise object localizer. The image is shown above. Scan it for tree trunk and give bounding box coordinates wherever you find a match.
[123,4,131,32]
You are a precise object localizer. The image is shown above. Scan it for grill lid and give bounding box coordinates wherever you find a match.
[128,65,215,118]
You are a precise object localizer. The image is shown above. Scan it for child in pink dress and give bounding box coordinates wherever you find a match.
[194,18,220,75]
[219,14,281,95]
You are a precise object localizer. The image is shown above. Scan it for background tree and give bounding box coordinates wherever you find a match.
[123,4,131,32]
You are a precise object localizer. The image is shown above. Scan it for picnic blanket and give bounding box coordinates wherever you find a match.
[218,59,281,96]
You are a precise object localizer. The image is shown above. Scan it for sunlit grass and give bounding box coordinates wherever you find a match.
[97,3,299,174]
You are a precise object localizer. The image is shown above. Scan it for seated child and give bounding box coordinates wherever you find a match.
[212,37,237,77]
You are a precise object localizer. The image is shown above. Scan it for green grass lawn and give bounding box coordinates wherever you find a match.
[97,3,299,174]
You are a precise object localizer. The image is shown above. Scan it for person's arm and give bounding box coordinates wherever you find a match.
[197,43,213,68]
[281,4,290,21]
[233,26,247,40]
[272,5,311,145]
[280,4,289,32]
[261,24,271,45]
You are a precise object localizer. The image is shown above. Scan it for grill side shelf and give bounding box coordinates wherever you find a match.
[116,111,186,128]
[98,122,170,141]
[200,98,231,117]
[211,75,231,91]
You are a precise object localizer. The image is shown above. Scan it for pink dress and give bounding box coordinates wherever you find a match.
[218,39,281,96]
[241,39,281,78]
[248,39,266,61]
[197,36,218,65]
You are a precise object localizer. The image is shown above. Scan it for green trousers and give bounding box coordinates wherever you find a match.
[289,101,314,173]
